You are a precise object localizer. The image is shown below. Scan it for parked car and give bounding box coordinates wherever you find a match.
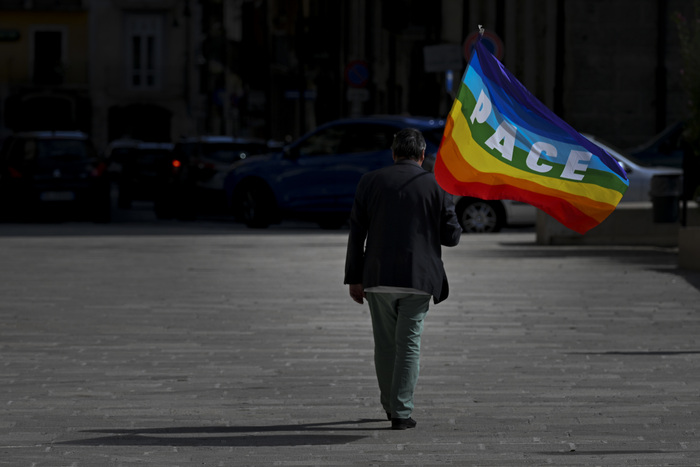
[452,197,536,233]
[156,136,270,219]
[626,121,699,203]
[0,131,111,222]
[223,116,446,228]
[584,133,683,202]
[452,133,684,233]
[627,121,685,169]
[114,141,174,208]
[103,137,141,180]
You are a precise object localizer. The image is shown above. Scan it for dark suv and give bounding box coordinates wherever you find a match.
[156,136,270,219]
[0,131,111,222]
[111,141,175,209]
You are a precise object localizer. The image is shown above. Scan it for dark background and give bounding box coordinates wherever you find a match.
[0,0,696,152]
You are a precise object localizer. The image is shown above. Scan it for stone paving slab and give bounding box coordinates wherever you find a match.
[0,221,699,466]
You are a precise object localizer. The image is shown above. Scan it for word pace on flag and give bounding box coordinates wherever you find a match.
[470,90,593,182]
[436,36,629,235]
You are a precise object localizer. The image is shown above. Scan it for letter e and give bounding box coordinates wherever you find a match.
[561,150,592,180]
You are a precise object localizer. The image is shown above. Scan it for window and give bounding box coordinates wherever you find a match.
[202,143,269,163]
[36,140,91,162]
[33,29,64,85]
[338,124,394,153]
[296,124,396,158]
[125,13,163,89]
[297,127,345,157]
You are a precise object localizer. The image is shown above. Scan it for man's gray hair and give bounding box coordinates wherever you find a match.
[391,128,426,161]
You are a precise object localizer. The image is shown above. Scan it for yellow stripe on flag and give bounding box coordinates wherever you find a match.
[441,108,619,223]
[446,99,623,207]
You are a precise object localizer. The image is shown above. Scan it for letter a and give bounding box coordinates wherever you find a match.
[485,120,517,161]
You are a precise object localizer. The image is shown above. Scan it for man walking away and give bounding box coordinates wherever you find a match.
[344,128,462,430]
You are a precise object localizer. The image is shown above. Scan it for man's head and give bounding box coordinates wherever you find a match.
[391,128,426,164]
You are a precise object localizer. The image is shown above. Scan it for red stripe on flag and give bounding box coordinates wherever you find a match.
[435,146,601,234]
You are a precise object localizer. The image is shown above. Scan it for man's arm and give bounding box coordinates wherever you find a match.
[440,193,462,247]
[348,284,365,304]
[344,177,369,298]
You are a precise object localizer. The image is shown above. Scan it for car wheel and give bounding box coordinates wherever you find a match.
[89,189,112,223]
[91,206,112,223]
[153,196,175,219]
[238,183,275,228]
[117,184,132,209]
[456,198,505,233]
[317,214,347,230]
[174,185,197,221]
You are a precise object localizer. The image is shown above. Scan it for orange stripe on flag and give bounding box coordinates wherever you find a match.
[446,100,623,206]
[439,130,614,222]
[434,153,601,234]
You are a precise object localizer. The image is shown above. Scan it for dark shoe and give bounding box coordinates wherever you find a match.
[386,412,391,421]
[391,417,417,430]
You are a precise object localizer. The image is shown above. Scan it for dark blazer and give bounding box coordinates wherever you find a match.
[344,159,462,304]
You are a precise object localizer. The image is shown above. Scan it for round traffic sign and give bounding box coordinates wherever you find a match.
[345,60,369,88]
[464,30,504,61]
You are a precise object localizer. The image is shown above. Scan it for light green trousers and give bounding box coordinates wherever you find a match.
[366,292,431,419]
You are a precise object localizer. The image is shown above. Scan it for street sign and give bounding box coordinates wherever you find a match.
[284,89,317,100]
[445,70,454,93]
[423,43,462,72]
[344,60,369,88]
[464,30,504,61]
[346,88,369,102]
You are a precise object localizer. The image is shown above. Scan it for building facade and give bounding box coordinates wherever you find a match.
[88,0,200,146]
[0,0,91,134]
[0,0,694,152]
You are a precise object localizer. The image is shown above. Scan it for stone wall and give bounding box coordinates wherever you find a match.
[563,0,693,148]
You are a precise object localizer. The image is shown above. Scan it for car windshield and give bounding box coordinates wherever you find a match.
[37,140,93,162]
[202,143,268,163]
[586,135,652,168]
[137,149,172,159]
[110,148,134,158]
[421,127,445,154]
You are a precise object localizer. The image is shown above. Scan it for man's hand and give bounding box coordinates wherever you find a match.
[349,284,365,304]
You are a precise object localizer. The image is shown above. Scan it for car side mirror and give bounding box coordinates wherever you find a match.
[617,159,633,175]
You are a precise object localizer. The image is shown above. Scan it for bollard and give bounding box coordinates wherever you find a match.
[650,174,682,223]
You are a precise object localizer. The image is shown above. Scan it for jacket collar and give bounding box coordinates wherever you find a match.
[394,158,421,167]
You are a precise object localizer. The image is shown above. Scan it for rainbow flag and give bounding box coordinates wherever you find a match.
[435,39,629,234]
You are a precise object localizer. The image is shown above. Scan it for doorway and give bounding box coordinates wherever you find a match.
[33,30,64,85]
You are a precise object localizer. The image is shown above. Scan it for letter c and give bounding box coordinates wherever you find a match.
[526,141,556,173]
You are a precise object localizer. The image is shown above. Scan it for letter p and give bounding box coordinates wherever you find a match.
[470,90,492,124]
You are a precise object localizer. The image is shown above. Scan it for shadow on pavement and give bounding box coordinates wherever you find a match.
[480,241,700,293]
[568,350,700,355]
[3,219,698,292]
[59,419,385,447]
[0,219,349,237]
[536,449,674,456]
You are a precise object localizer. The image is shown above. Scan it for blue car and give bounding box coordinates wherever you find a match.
[223,116,446,228]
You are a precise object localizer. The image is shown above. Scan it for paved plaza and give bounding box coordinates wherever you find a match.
[1,218,699,466]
